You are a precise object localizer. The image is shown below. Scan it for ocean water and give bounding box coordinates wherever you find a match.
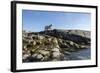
[64,48,91,60]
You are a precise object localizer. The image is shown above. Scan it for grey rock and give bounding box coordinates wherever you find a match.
[40,50,49,55]
[22,29,90,62]
[52,52,61,58]
[51,48,60,52]
[37,54,43,59]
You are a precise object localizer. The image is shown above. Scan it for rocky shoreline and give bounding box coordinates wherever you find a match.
[22,29,91,62]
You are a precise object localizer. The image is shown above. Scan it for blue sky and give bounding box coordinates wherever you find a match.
[22,10,91,32]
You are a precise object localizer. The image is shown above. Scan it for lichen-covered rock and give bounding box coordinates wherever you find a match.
[22,29,90,62]
[52,52,61,58]
[36,54,43,59]
[38,50,50,56]
[51,48,60,52]
[52,38,58,44]
[22,54,30,60]
[51,48,61,60]
[38,35,45,40]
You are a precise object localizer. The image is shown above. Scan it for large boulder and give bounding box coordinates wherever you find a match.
[38,50,50,56]
[51,48,61,61]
